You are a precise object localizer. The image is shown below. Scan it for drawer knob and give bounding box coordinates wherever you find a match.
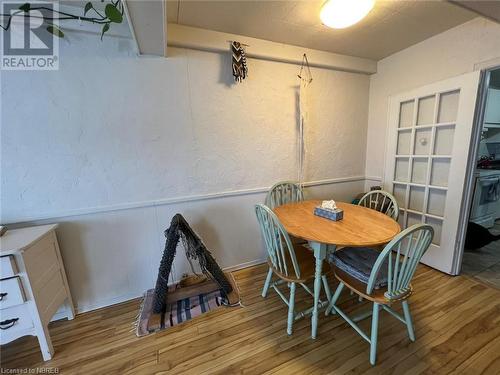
[0,318,19,330]
[0,292,7,301]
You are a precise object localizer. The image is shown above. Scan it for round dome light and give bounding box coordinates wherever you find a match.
[320,0,375,29]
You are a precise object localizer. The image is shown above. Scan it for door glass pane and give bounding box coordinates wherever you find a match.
[399,100,414,128]
[427,189,446,217]
[411,158,428,184]
[397,130,411,155]
[426,217,442,245]
[430,158,451,187]
[395,158,409,182]
[434,126,455,155]
[438,90,460,123]
[417,95,436,125]
[408,212,423,227]
[414,128,432,155]
[409,186,425,212]
[393,184,407,209]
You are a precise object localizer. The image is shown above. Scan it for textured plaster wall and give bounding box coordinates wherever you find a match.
[1,35,369,223]
[1,32,370,312]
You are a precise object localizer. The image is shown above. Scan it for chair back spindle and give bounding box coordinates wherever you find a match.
[367,224,433,300]
[358,190,399,221]
[266,181,304,209]
[255,204,301,279]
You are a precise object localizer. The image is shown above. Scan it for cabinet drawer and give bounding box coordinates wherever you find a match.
[0,256,18,279]
[0,277,26,309]
[0,304,33,340]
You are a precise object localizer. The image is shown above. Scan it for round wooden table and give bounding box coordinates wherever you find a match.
[273,200,401,339]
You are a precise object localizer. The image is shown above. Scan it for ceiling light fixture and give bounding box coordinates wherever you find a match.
[320,0,375,29]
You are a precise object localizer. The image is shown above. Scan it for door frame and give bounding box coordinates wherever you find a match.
[454,66,500,275]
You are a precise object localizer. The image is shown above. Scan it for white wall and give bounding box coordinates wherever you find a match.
[1,31,371,312]
[365,18,500,181]
[1,37,370,222]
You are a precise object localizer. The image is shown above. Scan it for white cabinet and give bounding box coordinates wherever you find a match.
[0,277,26,308]
[484,88,500,128]
[0,224,74,361]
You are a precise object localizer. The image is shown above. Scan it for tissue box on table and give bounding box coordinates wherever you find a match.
[314,200,343,221]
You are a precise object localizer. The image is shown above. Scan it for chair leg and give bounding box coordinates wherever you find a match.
[370,303,380,366]
[402,300,415,342]
[322,275,332,302]
[262,268,273,298]
[287,282,296,335]
[325,282,344,316]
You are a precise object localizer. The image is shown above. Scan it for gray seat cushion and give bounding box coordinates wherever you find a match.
[328,247,390,289]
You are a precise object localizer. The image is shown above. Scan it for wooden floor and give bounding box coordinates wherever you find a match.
[2,264,500,374]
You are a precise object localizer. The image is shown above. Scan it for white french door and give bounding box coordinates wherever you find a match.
[384,71,481,275]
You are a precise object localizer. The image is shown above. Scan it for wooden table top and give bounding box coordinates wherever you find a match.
[273,200,400,247]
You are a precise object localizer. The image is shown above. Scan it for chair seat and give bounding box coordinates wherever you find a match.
[330,247,412,304]
[333,267,387,303]
[329,247,390,289]
[269,244,330,283]
[333,266,413,304]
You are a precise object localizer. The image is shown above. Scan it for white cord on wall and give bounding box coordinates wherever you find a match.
[298,54,313,186]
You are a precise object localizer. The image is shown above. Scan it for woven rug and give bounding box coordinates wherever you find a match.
[135,272,241,337]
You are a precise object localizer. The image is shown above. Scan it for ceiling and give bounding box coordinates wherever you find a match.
[451,1,500,24]
[166,0,477,60]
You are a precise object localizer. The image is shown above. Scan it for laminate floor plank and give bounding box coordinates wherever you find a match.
[2,264,500,374]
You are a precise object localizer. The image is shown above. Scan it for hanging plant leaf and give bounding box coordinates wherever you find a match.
[19,3,30,12]
[2,0,124,42]
[47,24,64,38]
[105,4,122,23]
[100,23,110,40]
[84,2,93,15]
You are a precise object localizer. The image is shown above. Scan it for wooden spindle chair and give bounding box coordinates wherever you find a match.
[263,181,306,293]
[325,224,434,365]
[265,181,304,209]
[255,204,331,335]
[358,190,399,221]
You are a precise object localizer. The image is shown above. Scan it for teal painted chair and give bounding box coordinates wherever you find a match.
[265,181,304,209]
[255,204,331,335]
[263,181,306,294]
[325,224,433,365]
[358,190,399,221]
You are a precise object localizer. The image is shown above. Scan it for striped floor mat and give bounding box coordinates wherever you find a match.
[135,273,241,337]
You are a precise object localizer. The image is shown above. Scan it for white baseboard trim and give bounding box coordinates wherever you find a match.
[6,175,368,224]
[223,258,267,273]
[75,292,145,315]
[51,310,71,322]
[67,258,268,316]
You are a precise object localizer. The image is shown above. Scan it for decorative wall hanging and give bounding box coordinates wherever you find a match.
[230,41,249,83]
[297,54,313,185]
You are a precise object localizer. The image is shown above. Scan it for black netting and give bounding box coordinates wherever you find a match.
[152,214,233,314]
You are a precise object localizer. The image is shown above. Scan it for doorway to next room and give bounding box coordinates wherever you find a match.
[462,66,500,289]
